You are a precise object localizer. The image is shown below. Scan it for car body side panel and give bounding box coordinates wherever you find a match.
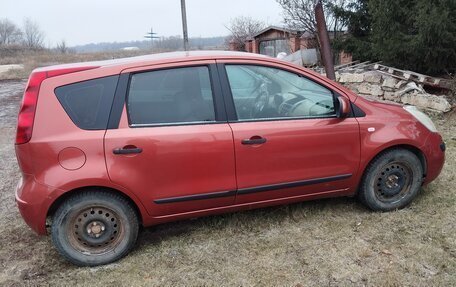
[229,118,361,203]
[14,169,152,235]
[104,123,237,217]
[213,59,362,202]
[104,60,237,217]
[350,96,444,188]
[15,67,153,234]
[14,53,445,235]
[25,65,123,187]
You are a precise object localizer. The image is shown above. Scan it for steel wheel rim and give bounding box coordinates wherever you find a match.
[67,206,124,255]
[374,161,413,204]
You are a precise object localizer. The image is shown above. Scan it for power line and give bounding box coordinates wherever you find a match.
[144,27,159,49]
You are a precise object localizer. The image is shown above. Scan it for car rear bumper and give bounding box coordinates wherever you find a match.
[15,173,58,235]
[422,132,445,184]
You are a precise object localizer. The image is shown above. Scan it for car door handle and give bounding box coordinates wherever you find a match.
[241,136,267,145]
[113,146,143,155]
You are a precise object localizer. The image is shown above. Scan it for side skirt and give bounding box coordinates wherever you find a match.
[153,174,352,204]
[149,188,352,223]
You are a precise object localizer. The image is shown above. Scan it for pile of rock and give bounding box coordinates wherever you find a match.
[336,70,452,113]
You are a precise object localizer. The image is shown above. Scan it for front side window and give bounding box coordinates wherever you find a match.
[127,66,216,125]
[225,65,335,121]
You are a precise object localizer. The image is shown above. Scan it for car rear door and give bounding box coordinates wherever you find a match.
[217,61,361,204]
[104,61,237,217]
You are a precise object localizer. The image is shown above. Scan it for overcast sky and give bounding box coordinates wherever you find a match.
[2,0,284,46]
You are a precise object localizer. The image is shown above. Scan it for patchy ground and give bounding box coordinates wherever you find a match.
[0,80,454,286]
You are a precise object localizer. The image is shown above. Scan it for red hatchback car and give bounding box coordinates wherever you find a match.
[15,51,445,266]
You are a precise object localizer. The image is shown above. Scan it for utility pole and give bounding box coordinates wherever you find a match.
[180,0,189,51]
[315,0,335,80]
[144,27,159,50]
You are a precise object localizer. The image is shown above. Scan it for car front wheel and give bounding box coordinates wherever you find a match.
[51,190,139,266]
[359,149,424,211]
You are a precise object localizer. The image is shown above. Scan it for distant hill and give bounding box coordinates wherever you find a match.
[71,36,227,53]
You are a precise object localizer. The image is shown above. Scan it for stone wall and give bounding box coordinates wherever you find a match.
[336,71,452,113]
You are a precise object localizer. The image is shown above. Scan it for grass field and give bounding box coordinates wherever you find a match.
[0,49,151,80]
[0,80,454,286]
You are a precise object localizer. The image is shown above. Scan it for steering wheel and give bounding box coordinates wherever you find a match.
[250,83,271,118]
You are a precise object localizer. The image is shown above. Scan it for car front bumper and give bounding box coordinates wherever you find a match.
[422,132,445,184]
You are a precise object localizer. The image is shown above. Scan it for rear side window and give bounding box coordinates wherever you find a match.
[55,75,118,130]
[127,66,216,126]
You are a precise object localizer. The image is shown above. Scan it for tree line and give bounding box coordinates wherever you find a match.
[0,17,225,54]
[0,18,46,49]
[71,36,226,53]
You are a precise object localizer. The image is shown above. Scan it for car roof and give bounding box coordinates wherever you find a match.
[35,50,270,72]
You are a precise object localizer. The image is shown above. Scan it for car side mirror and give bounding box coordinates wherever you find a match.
[336,96,351,118]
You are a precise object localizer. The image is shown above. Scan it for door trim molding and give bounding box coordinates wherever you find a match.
[153,174,352,204]
[237,174,352,195]
[154,190,237,204]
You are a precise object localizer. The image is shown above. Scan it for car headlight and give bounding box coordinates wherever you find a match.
[403,105,438,132]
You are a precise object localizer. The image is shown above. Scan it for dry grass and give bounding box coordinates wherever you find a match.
[0,81,454,286]
[0,49,155,80]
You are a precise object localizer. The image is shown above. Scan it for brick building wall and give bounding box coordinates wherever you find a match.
[238,26,352,65]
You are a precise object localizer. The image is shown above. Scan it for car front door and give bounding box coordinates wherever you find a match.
[104,62,237,217]
[218,61,361,204]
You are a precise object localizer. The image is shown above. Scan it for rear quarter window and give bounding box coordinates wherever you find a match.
[55,75,119,130]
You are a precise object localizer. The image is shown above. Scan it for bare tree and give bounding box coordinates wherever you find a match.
[0,18,22,45]
[276,0,347,35]
[225,16,266,51]
[23,18,45,49]
[56,39,68,54]
[155,36,183,51]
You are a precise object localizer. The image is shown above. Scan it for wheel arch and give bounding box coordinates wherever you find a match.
[356,144,427,194]
[46,186,145,226]
[383,144,426,175]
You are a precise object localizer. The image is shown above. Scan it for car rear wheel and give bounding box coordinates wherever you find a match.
[359,149,424,211]
[51,190,139,266]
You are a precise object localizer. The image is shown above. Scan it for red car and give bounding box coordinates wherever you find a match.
[15,51,445,266]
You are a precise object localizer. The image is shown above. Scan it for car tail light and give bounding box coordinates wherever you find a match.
[15,66,99,144]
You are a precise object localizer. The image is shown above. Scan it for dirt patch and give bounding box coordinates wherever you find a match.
[0,80,25,127]
[0,81,454,286]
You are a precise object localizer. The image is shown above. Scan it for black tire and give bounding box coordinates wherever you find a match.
[358,149,424,211]
[51,190,139,266]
